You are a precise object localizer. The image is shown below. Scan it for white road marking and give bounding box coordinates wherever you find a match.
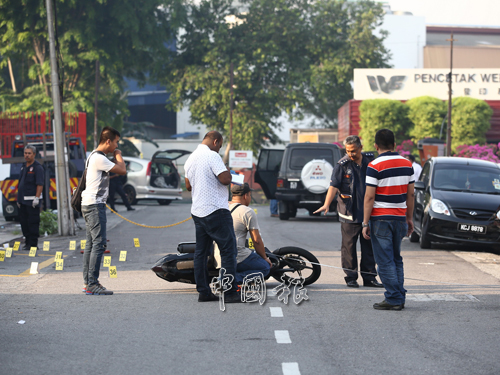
[275,330,291,344]
[407,294,479,302]
[270,307,283,317]
[282,362,301,375]
[267,289,276,297]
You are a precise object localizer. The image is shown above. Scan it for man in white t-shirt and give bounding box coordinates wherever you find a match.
[184,131,240,303]
[82,127,126,295]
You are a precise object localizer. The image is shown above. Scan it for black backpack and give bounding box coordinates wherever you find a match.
[71,151,105,212]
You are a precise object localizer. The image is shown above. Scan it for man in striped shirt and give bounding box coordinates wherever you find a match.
[362,129,415,311]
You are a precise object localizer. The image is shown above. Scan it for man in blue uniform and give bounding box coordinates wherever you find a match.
[315,135,383,288]
[17,145,44,250]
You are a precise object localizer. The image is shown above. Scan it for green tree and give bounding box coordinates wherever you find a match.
[406,96,446,143]
[358,99,410,150]
[0,0,181,141]
[451,97,493,152]
[165,0,390,154]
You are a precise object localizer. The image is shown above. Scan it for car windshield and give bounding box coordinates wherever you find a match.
[432,164,500,194]
[289,148,334,170]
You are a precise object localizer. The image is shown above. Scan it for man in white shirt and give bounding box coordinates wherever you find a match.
[184,131,240,303]
[406,155,422,180]
[82,127,126,295]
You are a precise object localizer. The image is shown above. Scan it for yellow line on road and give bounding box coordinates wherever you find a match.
[0,254,68,277]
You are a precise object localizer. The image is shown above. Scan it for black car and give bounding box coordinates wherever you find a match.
[411,157,500,250]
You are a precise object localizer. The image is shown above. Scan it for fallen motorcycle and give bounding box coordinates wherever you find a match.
[151,242,322,286]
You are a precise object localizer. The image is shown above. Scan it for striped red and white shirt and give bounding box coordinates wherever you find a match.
[366,152,415,221]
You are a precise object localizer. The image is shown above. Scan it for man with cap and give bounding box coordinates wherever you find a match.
[229,183,272,284]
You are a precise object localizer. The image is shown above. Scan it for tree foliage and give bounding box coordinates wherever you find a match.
[0,0,180,141]
[451,97,493,152]
[165,0,390,154]
[358,99,410,150]
[406,96,446,143]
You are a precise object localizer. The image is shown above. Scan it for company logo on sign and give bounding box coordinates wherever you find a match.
[312,165,324,176]
[235,152,247,157]
[367,75,406,94]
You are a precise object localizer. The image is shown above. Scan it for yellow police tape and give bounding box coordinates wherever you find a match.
[106,205,192,229]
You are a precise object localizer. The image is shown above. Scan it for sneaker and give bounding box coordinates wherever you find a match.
[86,284,113,295]
[373,300,403,311]
[198,293,219,302]
[82,285,87,293]
[225,292,243,303]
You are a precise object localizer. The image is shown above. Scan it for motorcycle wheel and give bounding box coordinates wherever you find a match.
[271,246,321,286]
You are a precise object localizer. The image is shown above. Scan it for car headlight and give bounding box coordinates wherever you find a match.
[496,210,500,220]
[431,199,450,216]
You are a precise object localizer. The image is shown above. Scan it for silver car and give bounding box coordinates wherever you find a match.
[122,150,190,206]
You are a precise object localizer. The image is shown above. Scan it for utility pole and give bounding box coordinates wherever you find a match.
[446,33,456,157]
[94,59,100,149]
[223,62,234,164]
[46,0,73,236]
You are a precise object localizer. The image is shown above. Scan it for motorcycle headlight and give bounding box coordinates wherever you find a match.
[431,199,450,216]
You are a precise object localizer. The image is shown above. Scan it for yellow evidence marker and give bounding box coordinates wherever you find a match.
[13,241,20,251]
[69,241,76,251]
[109,266,117,278]
[0,250,5,262]
[133,238,140,248]
[29,247,37,257]
[253,208,258,214]
[55,259,64,270]
[80,240,86,250]
[248,238,255,250]
[43,241,50,251]
[119,251,127,261]
[103,256,112,268]
[6,248,13,258]
[55,251,63,260]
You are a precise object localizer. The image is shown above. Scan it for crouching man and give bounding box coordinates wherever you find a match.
[229,183,272,284]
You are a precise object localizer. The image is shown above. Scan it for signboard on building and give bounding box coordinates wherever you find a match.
[354,69,500,101]
[229,150,253,169]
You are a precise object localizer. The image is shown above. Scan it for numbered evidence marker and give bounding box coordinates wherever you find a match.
[0,250,5,262]
[103,256,112,268]
[55,251,63,260]
[253,208,258,214]
[29,247,37,257]
[13,241,20,251]
[80,240,86,250]
[5,248,13,258]
[55,259,64,271]
[119,251,127,262]
[43,241,50,251]
[69,240,76,251]
[133,238,140,248]
[248,238,255,250]
[109,266,117,278]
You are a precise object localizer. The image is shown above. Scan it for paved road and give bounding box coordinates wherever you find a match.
[1,203,499,375]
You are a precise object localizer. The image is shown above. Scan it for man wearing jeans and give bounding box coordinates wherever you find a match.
[362,129,415,311]
[81,127,126,295]
[184,131,240,303]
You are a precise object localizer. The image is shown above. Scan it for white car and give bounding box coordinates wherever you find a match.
[121,150,190,205]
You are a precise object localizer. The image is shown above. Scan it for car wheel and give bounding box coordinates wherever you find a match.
[123,185,137,205]
[409,231,420,243]
[157,199,172,206]
[419,219,431,249]
[279,201,289,220]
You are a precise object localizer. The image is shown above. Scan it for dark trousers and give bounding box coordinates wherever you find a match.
[341,222,377,282]
[192,209,238,295]
[19,204,40,248]
[109,181,132,210]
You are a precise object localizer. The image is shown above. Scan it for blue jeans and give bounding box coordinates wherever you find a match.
[82,204,107,287]
[236,251,270,284]
[192,209,238,295]
[270,199,278,215]
[370,220,408,305]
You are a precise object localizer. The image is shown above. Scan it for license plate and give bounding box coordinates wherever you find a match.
[457,223,487,234]
[290,182,297,189]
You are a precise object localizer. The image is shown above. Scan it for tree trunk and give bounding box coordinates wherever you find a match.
[7,58,17,93]
[222,141,231,164]
[33,39,50,96]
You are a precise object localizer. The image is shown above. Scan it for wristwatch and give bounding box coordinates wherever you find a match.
[362,222,369,228]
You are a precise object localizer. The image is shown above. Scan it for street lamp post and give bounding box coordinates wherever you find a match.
[446,33,456,157]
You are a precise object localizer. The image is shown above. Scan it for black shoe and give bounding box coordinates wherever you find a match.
[363,280,384,288]
[22,246,30,251]
[225,292,243,303]
[346,280,359,288]
[127,207,135,211]
[373,300,403,311]
[198,293,219,302]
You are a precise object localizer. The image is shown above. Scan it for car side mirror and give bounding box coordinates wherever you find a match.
[414,181,425,190]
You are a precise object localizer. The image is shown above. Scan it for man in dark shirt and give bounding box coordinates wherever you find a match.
[315,135,383,288]
[17,145,44,250]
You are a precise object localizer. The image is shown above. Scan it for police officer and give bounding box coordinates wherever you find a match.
[314,135,383,288]
[17,145,44,250]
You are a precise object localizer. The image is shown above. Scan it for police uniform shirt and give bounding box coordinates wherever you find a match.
[17,160,44,205]
[330,153,373,223]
